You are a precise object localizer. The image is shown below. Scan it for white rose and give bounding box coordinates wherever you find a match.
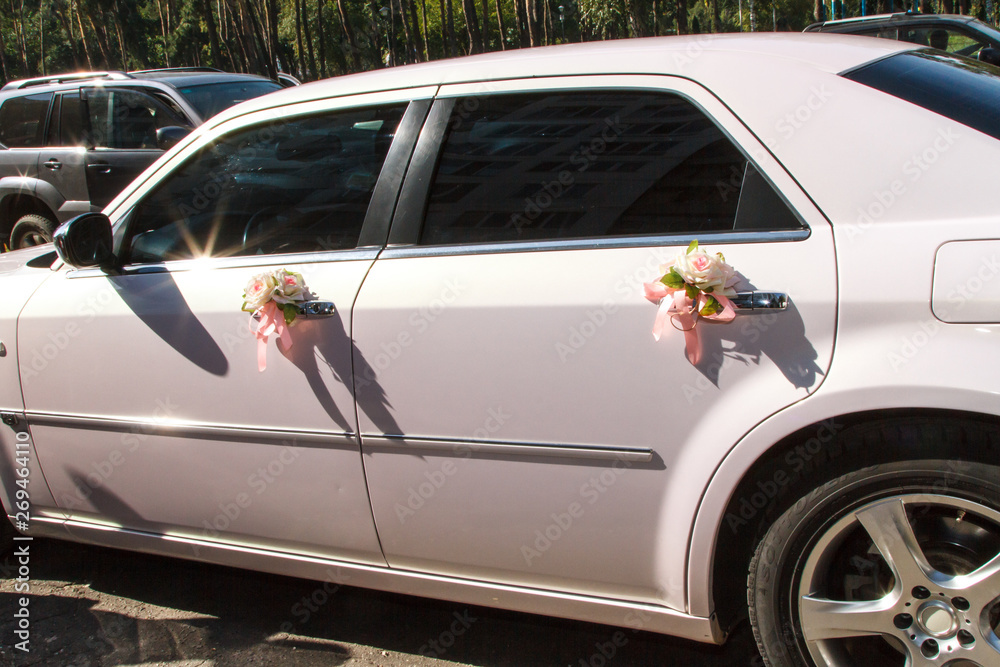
[243,272,278,311]
[271,269,308,304]
[673,249,736,296]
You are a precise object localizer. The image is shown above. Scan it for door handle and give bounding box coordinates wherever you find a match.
[43,159,62,170]
[295,301,336,319]
[86,162,112,174]
[731,291,788,311]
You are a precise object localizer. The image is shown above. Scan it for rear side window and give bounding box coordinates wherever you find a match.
[844,50,1000,141]
[0,93,51,148]
[419,91,802,246]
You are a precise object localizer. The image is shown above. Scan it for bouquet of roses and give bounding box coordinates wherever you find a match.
[242,269,311,371]
[643,241,738,364]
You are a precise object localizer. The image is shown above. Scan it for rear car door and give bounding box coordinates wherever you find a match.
[18,89,430,562]
[353,77,837,610]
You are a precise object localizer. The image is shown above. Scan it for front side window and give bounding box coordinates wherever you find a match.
[0,93,51,148]
[419,91,802,246]
[123,104,406,263]
[83,88,187,149]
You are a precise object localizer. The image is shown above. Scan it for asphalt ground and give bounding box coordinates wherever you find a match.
[0,538,763,666]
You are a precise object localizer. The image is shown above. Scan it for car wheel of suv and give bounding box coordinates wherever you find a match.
[10,214,57,249]
[749,460,1000,667]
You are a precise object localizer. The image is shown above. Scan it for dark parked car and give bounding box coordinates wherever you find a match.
[806,11,1000,61]
[0,68,282,249]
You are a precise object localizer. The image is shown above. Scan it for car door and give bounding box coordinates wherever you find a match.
[80,87,189,209]
[353,77,837,610]
[18,89,431,564]
[35,91,92,220]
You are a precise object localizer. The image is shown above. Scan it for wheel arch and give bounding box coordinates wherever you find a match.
[691,405,1000,633]
[0,192,58,245]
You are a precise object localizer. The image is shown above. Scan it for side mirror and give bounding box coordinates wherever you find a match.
[156,125,191,151]
[53,213,115,269]
[979,47,1000,67]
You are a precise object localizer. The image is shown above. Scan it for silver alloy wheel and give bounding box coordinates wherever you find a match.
[797,494,1000,666]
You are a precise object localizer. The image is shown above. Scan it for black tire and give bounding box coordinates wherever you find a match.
[749,459,1000,667]
[10,214,57,249]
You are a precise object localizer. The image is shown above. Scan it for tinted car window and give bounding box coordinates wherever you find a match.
[0,93,51,148]
[84,88,187,149]
[844,50,1000,141]
[177,80,283,119]
[419,91,801,246]
[124,104,406,262]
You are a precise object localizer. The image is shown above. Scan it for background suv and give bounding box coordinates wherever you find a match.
[805,11,1000,59]
[0,68,283,249]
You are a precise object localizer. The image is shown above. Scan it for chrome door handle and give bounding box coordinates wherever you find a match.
[731,291,788,311]
[296,301,336,318]
[43,159,62,170]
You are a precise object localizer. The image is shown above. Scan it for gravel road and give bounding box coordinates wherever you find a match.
[0,538,762,666]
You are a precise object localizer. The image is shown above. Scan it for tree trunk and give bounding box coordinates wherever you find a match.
[480,0,489,50]
[675,0,688,34]
[395,0,416,62]
[54,0,81,69]
[295,0,306,75]
[493,0,507,47]
[420,0,431,59]
[266,0,280,75]
[463,0,482,53]
[317,0,326,76]
[337,0,361,69]
[202,0,226,68]
[407,0,425,61]
[73,0,94,69]
[445,0,458,56]
[302,0,317,76]
[942,0,954,12]
[526,0,541,46]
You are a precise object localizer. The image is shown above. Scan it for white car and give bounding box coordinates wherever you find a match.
[2,34,999,666]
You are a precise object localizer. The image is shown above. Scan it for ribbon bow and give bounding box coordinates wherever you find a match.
[643,281,735,365]
[250,301,294,372]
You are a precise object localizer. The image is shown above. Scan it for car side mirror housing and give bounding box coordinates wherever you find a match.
[156,125,191,151]
[53,213,116,270]
[979,47,1000,67]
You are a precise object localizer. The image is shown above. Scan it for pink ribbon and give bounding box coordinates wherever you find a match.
[250,301,293,372]
[644,282,735,365]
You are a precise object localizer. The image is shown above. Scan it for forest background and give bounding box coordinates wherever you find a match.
[1,0,998,87]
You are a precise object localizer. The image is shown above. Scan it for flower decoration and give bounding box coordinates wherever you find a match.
[643,240,738,365]
[242,269,311,372]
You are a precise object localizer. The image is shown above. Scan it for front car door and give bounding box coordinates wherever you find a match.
[18,88,430,564]
[80,86,190,209]
[353,76,837,612]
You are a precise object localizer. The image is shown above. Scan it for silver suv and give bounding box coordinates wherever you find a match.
[0,68,282,250]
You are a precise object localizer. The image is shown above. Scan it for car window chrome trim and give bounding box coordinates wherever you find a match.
[364,434,654,463]
[25,411,357,448]
[379,229,811,259]
[65,247,381,278]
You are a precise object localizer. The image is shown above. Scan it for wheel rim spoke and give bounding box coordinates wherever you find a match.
[855,498,939,589]
[800,594,898,641]
[950,550,1000,607]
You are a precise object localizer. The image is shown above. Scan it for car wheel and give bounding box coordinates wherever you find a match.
[749,459,1000,666]
[10,214,57,249]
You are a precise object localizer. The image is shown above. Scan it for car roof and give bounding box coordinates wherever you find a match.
[0,68,271,94]
[210,33,916,126]
[126,70,276,87]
